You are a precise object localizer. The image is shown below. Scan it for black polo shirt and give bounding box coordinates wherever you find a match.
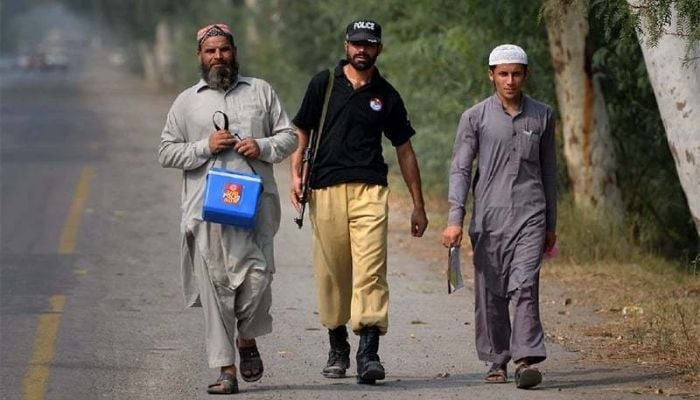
[293,60,415,189]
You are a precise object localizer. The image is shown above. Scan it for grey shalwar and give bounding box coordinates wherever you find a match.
[447,94,556,365]
[159,77,297,367]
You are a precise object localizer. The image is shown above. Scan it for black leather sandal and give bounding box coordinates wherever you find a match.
[238,344,264,382]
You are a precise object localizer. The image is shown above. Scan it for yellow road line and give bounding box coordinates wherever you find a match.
[22,295,66,400]
[22,166,93,398]
[58,166,94,254]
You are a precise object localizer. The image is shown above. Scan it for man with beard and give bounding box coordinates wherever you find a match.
[159,23,297,394]
[441,44,557,389]
[290,19,428,384]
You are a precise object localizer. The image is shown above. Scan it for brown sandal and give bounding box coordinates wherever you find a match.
[484,363,507,383]
[207,372,239,394]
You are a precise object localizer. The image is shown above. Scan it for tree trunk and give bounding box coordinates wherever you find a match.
[244,0,260,48]
[154,20,175,87]
[630,3,700,237]
[544,0,625,223]
[137,39,157,88]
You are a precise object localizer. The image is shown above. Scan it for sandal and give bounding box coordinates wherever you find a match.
[238,343,264,382]
[514,363,542,389]
[207,372,239,395]
[484,363,507,383]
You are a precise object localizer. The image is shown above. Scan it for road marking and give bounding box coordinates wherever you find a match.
[22,166,93,398]
[58,166,94,254]
[22,295,66,400]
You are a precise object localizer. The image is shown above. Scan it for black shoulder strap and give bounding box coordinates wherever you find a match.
[311,69,334,158]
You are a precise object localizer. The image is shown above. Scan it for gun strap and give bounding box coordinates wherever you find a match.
[311,69,335,165]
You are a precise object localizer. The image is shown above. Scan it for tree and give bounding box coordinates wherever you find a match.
[544,0,625,223]
[628,0,700,237]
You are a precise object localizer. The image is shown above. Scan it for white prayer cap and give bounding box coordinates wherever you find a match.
[488,44,528,66]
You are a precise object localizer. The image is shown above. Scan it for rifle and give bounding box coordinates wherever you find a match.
[294,69,334,228]
[294,137,314,228]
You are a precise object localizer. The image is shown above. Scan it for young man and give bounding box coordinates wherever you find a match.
[290,19,428,384]
[441,44,557,389]
[158,23,297,394]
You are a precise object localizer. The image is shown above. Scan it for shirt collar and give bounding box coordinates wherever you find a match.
[490,92,527,115]
[195,75,253,93]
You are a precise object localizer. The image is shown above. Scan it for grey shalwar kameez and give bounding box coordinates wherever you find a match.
[159,76,297,367]
[447,94,556,365]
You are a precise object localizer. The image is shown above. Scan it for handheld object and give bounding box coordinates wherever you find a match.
[202,111,263,229]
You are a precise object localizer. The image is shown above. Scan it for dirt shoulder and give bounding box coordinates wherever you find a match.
[386,191,700,398]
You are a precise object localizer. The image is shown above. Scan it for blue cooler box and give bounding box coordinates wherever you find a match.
[202,167,263,229]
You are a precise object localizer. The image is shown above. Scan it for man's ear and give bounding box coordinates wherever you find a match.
[488,69,494,82]
[377,43,384,55]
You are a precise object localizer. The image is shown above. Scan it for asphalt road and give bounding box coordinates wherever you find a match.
[0,55,678,400]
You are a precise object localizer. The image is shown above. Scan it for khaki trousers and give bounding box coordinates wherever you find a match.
[309,183,389,335]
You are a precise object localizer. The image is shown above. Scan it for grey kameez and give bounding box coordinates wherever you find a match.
[159,76,297,366]
[447,94,556,365]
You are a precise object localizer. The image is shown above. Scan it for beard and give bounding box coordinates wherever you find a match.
[201,59,239,90]
[346,50,377,71]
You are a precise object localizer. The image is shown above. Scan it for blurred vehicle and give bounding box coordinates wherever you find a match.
[108,51,126,66]
[44,51,69,71]
[17,53,46,71]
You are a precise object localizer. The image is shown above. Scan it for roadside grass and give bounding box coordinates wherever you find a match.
[387,178,699,390]
[544,198,700,387]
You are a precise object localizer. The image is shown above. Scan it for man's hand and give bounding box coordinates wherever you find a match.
[209,130,237,154]
[395,141,428,238]
[411,207,428,237]
[544,231,557,252]
[442,225,463,248]
[289,127,309,214]
[290,175,303,213]
[234,137,261,159]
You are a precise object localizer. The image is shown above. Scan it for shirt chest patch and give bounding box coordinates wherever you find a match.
[369,97,383,112]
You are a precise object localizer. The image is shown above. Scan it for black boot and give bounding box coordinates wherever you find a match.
[322,325,350,378]
[356,326,385,384]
